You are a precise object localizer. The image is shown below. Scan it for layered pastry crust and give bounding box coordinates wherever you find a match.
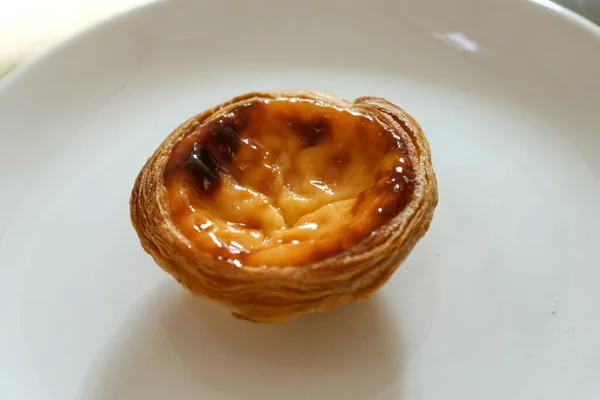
[130,91,437,323]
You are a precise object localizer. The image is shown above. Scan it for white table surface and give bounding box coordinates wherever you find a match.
[0,0,151,78]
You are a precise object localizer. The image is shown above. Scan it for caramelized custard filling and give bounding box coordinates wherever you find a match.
[164,98,415,266]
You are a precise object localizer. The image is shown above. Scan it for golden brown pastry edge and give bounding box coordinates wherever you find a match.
[130,90,438,323]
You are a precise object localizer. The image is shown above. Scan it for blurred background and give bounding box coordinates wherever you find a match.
[0,0,599,80]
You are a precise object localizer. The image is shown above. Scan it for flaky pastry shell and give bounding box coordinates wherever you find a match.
[130,91,437,323]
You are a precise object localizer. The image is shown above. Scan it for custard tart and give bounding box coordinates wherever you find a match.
[130,91,437,323]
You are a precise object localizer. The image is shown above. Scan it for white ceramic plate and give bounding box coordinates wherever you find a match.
[1,0,600,398]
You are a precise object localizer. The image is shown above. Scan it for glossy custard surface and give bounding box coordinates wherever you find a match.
[164,98,415,266]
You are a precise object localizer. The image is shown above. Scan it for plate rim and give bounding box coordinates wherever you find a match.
[1,0,600,96]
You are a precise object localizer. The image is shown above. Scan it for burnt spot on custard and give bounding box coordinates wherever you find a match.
[204,102,261,164]
[184,143,220,193]
[165,103,261,194]
[207,118,241,163]
[284,116,331,148]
